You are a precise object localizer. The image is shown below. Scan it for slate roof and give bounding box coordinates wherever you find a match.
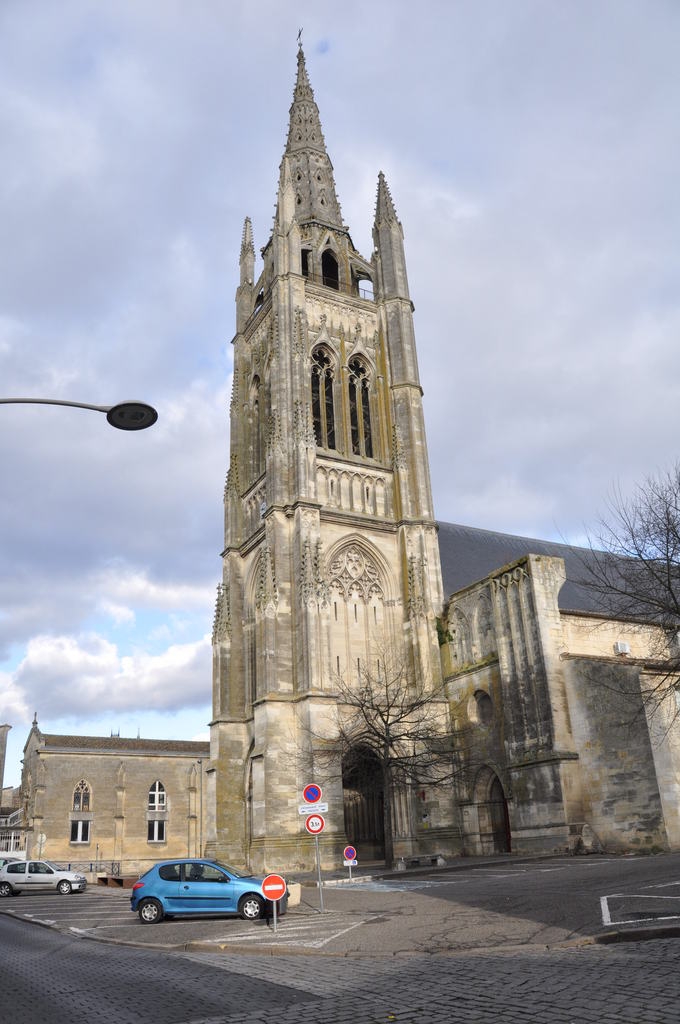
[39,735,209,756]
[436,521,601,613]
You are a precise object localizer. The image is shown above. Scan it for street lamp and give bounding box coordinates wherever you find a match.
[0,398,158,431]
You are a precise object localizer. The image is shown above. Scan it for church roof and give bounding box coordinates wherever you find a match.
[437,521,599,613]
[37,734,210,756]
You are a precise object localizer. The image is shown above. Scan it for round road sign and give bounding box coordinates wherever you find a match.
[261,873,287,901]
[343,845,357,861]
[303,783,322,803]
[305,813,325,834]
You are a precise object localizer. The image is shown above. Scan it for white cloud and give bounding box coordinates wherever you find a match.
[12,632,211,718]
[0,674,30,723]
[94,566,214,612]
[97,601,136,626]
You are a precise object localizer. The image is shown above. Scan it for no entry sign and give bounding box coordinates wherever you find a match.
[261,873,287,901]
[305,813,325,834]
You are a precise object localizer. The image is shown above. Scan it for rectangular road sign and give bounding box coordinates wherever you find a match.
[299,802,328,814]
[343,859,358,866]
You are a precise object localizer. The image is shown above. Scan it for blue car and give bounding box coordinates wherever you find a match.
[130,858,286,924]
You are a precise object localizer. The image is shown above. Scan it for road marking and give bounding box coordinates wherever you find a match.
[211,914,368,949]
[600,892,680,927]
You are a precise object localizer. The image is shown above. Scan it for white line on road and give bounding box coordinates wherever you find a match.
[600,892,680,926]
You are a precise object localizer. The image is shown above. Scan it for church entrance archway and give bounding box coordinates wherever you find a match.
[342,745,385,860]
[474,769,511,854]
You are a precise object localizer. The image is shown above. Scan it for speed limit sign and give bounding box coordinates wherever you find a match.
[305,813,325,835]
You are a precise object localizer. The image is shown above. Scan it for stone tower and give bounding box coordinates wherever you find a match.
[207,46,447,871]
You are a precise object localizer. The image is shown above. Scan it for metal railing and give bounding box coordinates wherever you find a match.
[303,270,374,301]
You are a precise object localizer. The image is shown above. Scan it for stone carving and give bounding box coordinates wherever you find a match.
[475,591,496,657]
[266,411,286,457]
[300,537,329,607]
[224,453,240,500]
[449,608,472,666]
[256,543,278,612]
[293,307,306,358]
[213,582,232,644]
[408,553,426,620]
[492,565,528,593]
[328,544,383,600]
[392,424,406,471]
[294,399,317,447]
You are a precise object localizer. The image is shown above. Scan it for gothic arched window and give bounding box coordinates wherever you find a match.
[250,375,262,477]
[348,358,373,458]
[148,780,166,810]
[321,249,339,290]
[311,347,336,450]
[72,779,91,812]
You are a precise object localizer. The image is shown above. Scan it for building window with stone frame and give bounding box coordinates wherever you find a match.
[147,820,166,843]
[148,780,166,810]
[311,346,336,450]
[348,357,373,458]
[72,779,91,812]
[70,819,90,844]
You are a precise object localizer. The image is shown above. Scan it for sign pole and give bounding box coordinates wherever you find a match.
[315,834,324,913]
[272,896,278,933]
[343,845,358,883]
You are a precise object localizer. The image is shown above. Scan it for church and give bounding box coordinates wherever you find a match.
[207,46,680,872]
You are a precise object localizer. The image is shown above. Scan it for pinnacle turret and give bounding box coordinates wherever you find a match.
[374,171,399,227]
[372,171,409,302]
[278,46,343,229]
[240,217,255,263]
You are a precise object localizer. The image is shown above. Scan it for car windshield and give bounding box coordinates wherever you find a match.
[44,861,60,870]
[212,860,250,878]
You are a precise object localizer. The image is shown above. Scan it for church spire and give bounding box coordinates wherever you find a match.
[375,171,399,227]
[279,45,343,229]
[373,170,410,302]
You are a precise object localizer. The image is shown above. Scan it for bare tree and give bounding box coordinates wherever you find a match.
[582,464,680,713]
[307,652,475,869]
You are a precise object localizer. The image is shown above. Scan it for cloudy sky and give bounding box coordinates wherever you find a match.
[1,0,679,787]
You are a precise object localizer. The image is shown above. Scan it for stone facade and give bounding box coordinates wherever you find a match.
[21,721,209,876]
[442,552,680,856]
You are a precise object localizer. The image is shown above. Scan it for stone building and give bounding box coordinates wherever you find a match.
[438,524,680,857]
[208,44,446,872]
[21,718,209,874]
[207,46,680,872]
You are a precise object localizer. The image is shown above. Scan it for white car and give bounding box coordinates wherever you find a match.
[0,859,87,896]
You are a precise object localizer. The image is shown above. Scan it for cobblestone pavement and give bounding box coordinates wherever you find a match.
[3,912,679,1024]
[174,941,680,1024]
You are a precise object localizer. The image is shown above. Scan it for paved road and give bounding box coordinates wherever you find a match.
[3,854,680,954]
[2,913,679,1024]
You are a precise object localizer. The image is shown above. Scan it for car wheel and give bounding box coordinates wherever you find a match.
[0,881,14,897]
[138,898,164,924]
[57,880,72,895]
[238,893,265,921]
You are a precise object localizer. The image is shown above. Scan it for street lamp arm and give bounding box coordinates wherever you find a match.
[0,398,158,430]
[1,397,111,413]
